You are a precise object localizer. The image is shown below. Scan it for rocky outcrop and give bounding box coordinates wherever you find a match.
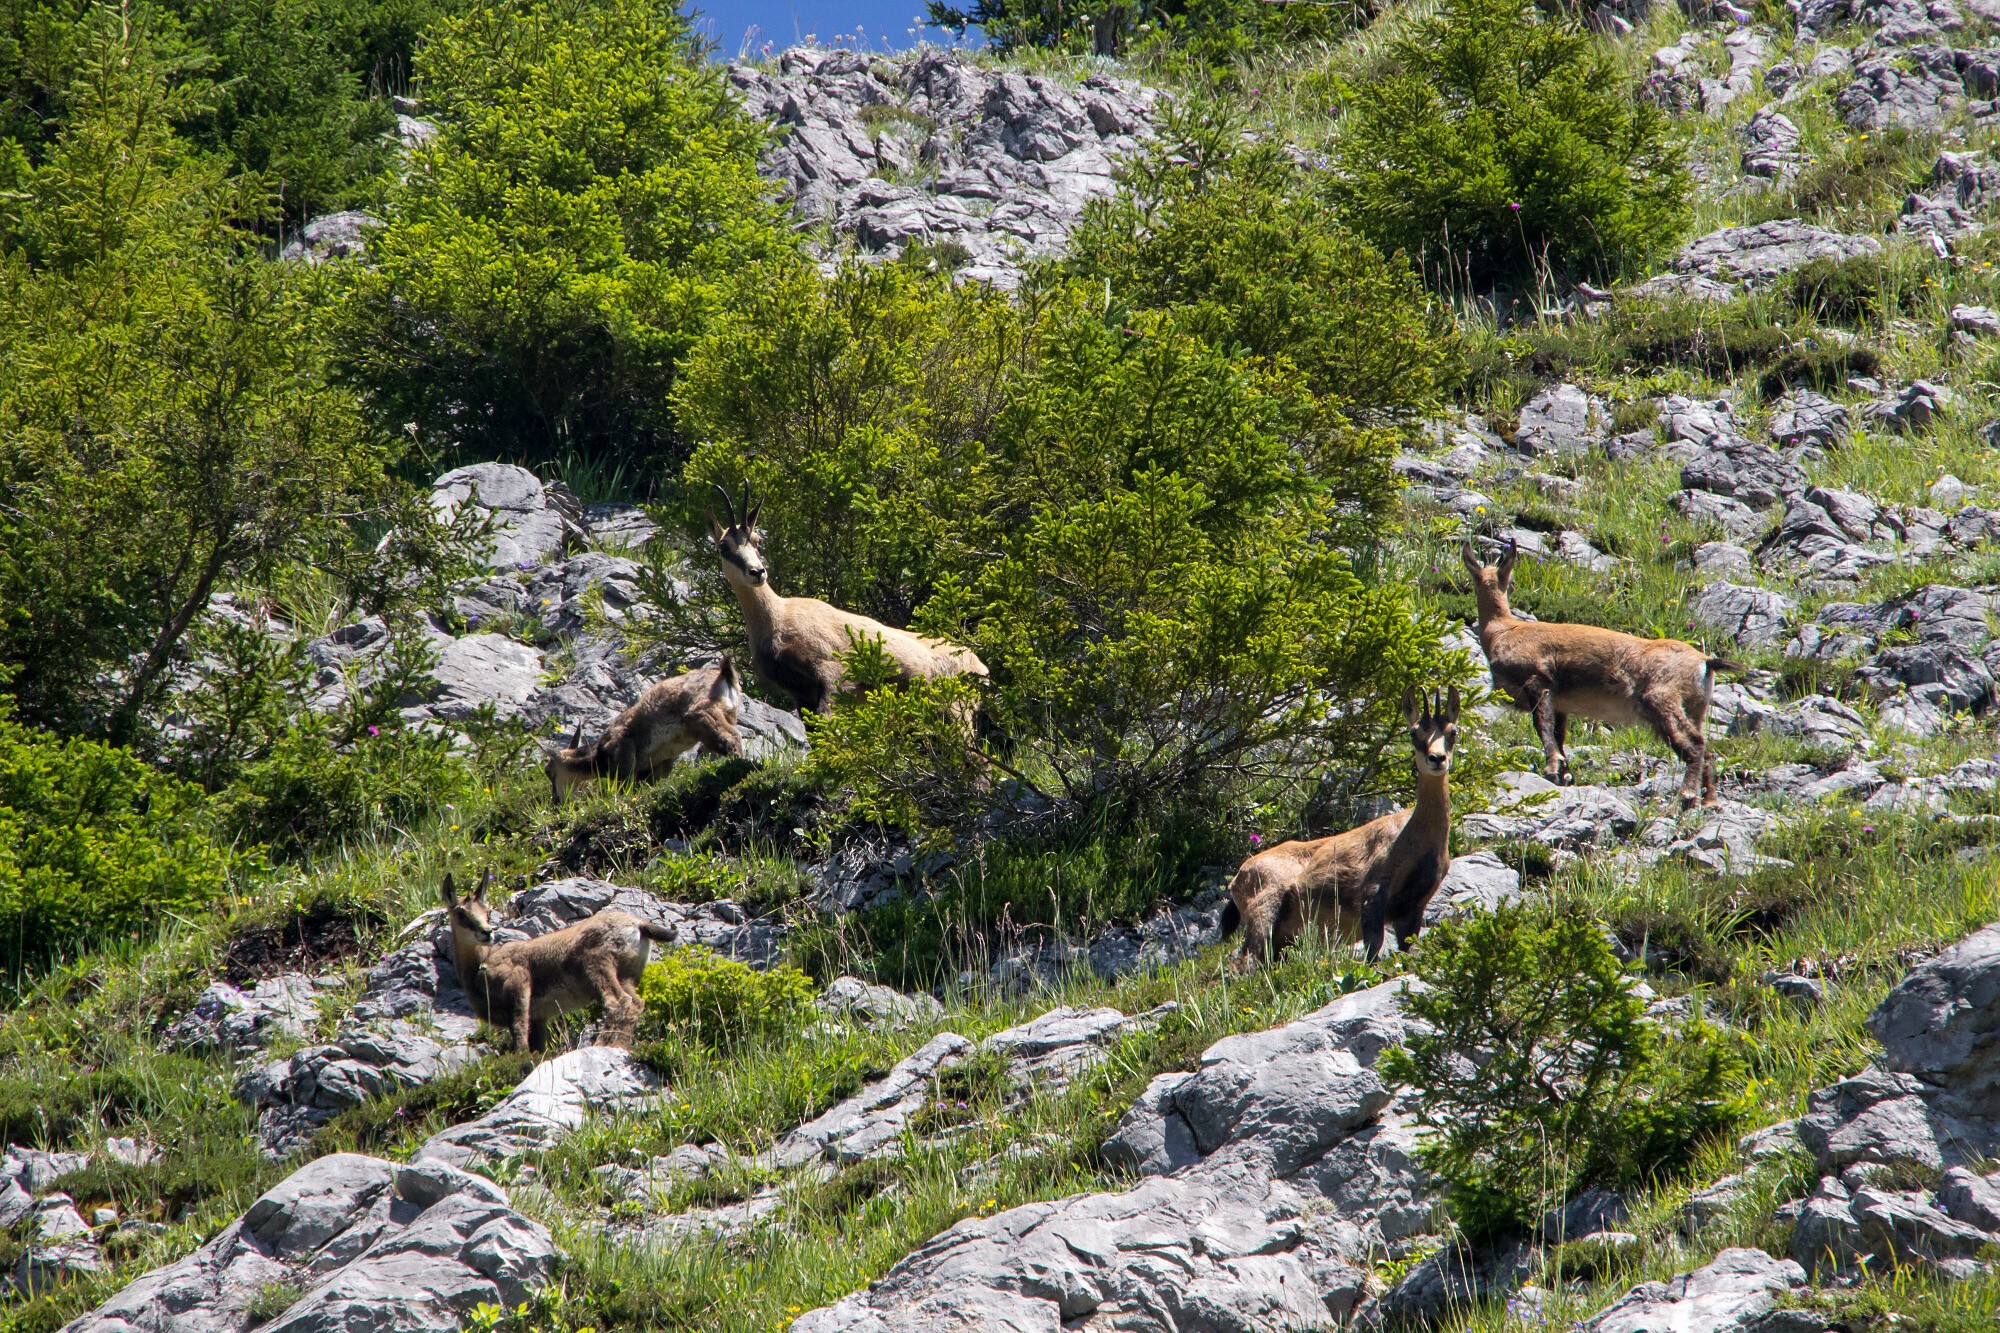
[1581,1248,1807,1332]
[233,879,780,1155]
[730,49,1156,288]
[794,981,1434,1332]
[417,1047,663,1168]
[1635,220,1882,300]
[1514,383,1607,455]
[60,1154,555,1333]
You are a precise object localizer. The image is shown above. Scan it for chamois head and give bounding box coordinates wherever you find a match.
[541,723,587,804]
[1460,538,1519,622]
[1402,685,1461,778]
[442,871,496,946]
[707,481,768,588]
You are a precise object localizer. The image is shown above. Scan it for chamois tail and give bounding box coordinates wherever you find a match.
[1706,657,1746,676]
[1216,899,1241,941]
[638,921,676,943]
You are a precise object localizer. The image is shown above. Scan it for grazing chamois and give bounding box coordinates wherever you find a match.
[1462,539,1741,808]
[707,482,988,713]
[1222,686,1459,972]
[543,659,745,804]
[442,873,672,1051]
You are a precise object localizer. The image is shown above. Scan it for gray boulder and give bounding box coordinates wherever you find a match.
[1682,439,1808,510]
[1423,850,1521,923]
[1664,220,1883,289]
[59,1154,555,1333]
[1693,581,1796,648]
[417,1047,664,1168]
[1838,47,1966,132]
[1727,695,1871,749]
[1673,488,1768,540]
[278,211,378,265]
[1866,380,1956,432]
[795,982,1435,1332]
[1742,107,1804,180]
[817,977,945,1030]
[423,633,544,722]
[1458,774,1640,853]
[1952,303,2000,335]
[1514,383,1607,455]
[1581,1248,1807,1333]
[164,974,337,1056]
[731,50,1156,290]
[1769,389,1850,449]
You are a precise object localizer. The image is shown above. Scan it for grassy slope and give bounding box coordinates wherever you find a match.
[11,9,2000,1333]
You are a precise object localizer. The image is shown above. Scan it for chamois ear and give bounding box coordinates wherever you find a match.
[713,655,739,694]
[1401,684,1420,727]
[1460,541,1482,577]
[441,874,458,908]
[1445,685,1461,724]
[1496,537,1518,588]
[706,509,725,541]
[570,723,583,749]
[474,870,493,905]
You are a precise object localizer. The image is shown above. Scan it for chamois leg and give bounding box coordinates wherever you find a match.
[1553,712,1571,783]
[1645,698,1710,810]
[1525,681,1566,784]
[508,983,535,1052]
[584,956,641,1049]
[1360,890,1389,963]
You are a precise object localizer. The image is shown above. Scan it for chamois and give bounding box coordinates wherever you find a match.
[543,659,744,804]
[442,873,672,1051]
[707,482,988,713]
[1222,686,1459,972]
[1462,539,1741,808]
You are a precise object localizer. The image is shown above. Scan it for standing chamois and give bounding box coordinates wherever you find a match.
[1462,539,1741,808]
[707,482,988,713]
[542,659,744,804]
[442,873,672,1050]
[1222,686,1459,971]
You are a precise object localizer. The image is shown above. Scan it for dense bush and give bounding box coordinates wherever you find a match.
[1328,0,1688,289]
[1383,905,1750,1240]
[335,0,798,471]
[0,12,407,743]
[926,0,1372,63]
[638,947,817,1050]
[0,705,241,973]
[1066,97,1452,420]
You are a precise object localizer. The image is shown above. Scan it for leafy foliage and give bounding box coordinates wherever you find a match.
[638,947,818,1050]
[1328,0,1688,288]
[1066,96,1452,419]
[335,0,798,470]
[0,704,241,974]
[926,0,1372,63]
[0,10,404,743]
[1382,905,1751,1240]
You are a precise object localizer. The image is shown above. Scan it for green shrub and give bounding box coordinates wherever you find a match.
[1065,96,1453,421]
[1328,0,1688,288]
[0,13,403,744]
[637,948,817,1050]
[1382,905,1751,1240]
[335,0,798,470]
[1785,254,1909,326]
[0,707,242,973]
[318,1048,540,1153]
[925,0,1368,60]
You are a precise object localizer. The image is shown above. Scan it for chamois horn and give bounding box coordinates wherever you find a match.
[738,481,753,529]
[710,482,737,528]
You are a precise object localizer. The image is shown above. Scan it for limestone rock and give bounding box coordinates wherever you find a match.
[424,633,544,722]
[1423,850,1521,923]
[278,211,378,265]
[431,463,583,570]
[164,974,338,1056]
[1866,380,1956,433]
[59,1154,555,1333]
[1838,46,1966,132]
[1741,107,1804,179]
[1727,695,1870,749]
[1665,220,1883,290]
[731,50,1156,290]
[1682,438,1808,510]
[1769,389,1850,449]
[1581,1247,1807,1333]
[1693,581,1796,648]
[417,1047,664,1168]
[1514,383,1607,455]
[795,983,1431,1332]
[817,977,945,1030]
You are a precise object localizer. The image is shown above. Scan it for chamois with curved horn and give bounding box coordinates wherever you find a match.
[542,659,744,804]
[1462,538,1741,808]
[442,872,674,1051]
[707,482,987,713]
[1221,686,1460,971]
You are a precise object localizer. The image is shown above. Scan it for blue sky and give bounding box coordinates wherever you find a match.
[682,0,978,58]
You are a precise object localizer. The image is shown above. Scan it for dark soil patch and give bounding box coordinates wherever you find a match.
[537,807,657,879]
[222,901,382,985]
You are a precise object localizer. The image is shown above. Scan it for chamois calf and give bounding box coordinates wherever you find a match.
[708,482,987,713]
[442,873,672,1051]
[1462,540,1740,808]
[1223,686,1459,972]
[543,659,744,804]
